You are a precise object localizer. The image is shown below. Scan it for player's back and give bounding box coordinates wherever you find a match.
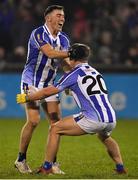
[70,63,116,123]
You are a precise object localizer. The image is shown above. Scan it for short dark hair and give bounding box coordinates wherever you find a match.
[69,43,90,61]
[44,5,64,17]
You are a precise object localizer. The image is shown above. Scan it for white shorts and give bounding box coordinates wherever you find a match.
[73,113,116,136]
[20,82,59,103]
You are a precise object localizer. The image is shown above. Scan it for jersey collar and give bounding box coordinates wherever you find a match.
[44,23,61,41]
[75,63,88,68]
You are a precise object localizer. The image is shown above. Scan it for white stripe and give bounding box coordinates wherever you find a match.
[38,58,54,88]
[43,25,49,35]
[34,52,43,86]
[56,36,60,49]
[42,30,45,42]
[88,96,102,122]
[71,91,81,108]
[26,41,30,62]
[38,58,50,88]
[44,24,60,41]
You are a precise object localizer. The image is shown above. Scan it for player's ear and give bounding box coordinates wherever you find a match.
[45,14,51,22]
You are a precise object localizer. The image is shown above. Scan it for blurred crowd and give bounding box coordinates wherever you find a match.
[0,0,138,71]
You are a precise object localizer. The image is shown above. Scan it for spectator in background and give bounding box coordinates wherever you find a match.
[0,1,14,53]
[129,23,138,45]
[127,0,138,30]
[0,47,6,71]
[111,16,130,63]
[96,31,114,65]
[122,23,138,65]
[124,43,138,66]
[71,6,92,46]
[34,0,49,25]
[11,46,26,64]
[11,3,36,63]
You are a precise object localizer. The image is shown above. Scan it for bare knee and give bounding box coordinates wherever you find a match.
[25,102,40,127]
[49,112,60,124]
[27,116,40,127]
[97,133,110,143]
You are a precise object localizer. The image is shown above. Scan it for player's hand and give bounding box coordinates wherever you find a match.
[16,93,27,104]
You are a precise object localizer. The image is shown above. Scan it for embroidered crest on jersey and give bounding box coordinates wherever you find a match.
[37,34,44,43]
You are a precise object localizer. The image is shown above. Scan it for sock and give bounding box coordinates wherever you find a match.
[43,161,52,170]
[116,164,124,171]
[18,152,26,162]
[53,157,57,163]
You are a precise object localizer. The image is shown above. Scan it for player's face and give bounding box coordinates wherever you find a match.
[48,9,65,32]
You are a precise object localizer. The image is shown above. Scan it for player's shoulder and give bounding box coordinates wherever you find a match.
[58,67,80,83]
[60,31,70,41]
[66,66,83,80]
[33,25,45,35]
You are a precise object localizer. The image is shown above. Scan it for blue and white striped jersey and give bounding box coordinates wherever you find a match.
[21,24,70,88]
[56,63,116,123]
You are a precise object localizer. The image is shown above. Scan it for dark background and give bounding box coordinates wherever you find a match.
[0,0,138,72]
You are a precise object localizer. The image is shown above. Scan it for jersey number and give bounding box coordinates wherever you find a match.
[82,75,108,95]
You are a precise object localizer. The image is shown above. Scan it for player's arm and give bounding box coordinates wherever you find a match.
[41,44,72,72]
[40,43,69,59]
[16,86,59,104]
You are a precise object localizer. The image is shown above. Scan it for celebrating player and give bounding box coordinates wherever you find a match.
[15,5,70,174]
[17,43,126,175]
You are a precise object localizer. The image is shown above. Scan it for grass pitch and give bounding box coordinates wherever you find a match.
[0,119,138,179]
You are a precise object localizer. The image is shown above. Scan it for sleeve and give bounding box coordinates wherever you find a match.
[33,28,50,48]
[55,70,78,92]
[60,33,70,51]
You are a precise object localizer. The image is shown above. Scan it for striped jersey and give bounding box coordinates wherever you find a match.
[56,63,116,123]
[21,24,70,88]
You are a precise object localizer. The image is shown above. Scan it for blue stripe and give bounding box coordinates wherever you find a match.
[92,72,96,75]
[90,96,104,122]
[85,66,90,69]
[100,95,113,123]
[35,56,47,87]
[79,69,86,76]
[22,82,29,93]
[74,114,84,122]
[43,69,55,87]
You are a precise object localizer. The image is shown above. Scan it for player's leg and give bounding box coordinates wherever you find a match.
[46,116,86,161]
[37,116,86,174]
[19,102,40,154]
[98,127,126,174]
[98,135,123,164]
[42,100,61,125]
[15,101,40,173]
[41,99,63,174]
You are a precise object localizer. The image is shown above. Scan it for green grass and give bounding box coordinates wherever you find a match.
[0,119,138,179]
